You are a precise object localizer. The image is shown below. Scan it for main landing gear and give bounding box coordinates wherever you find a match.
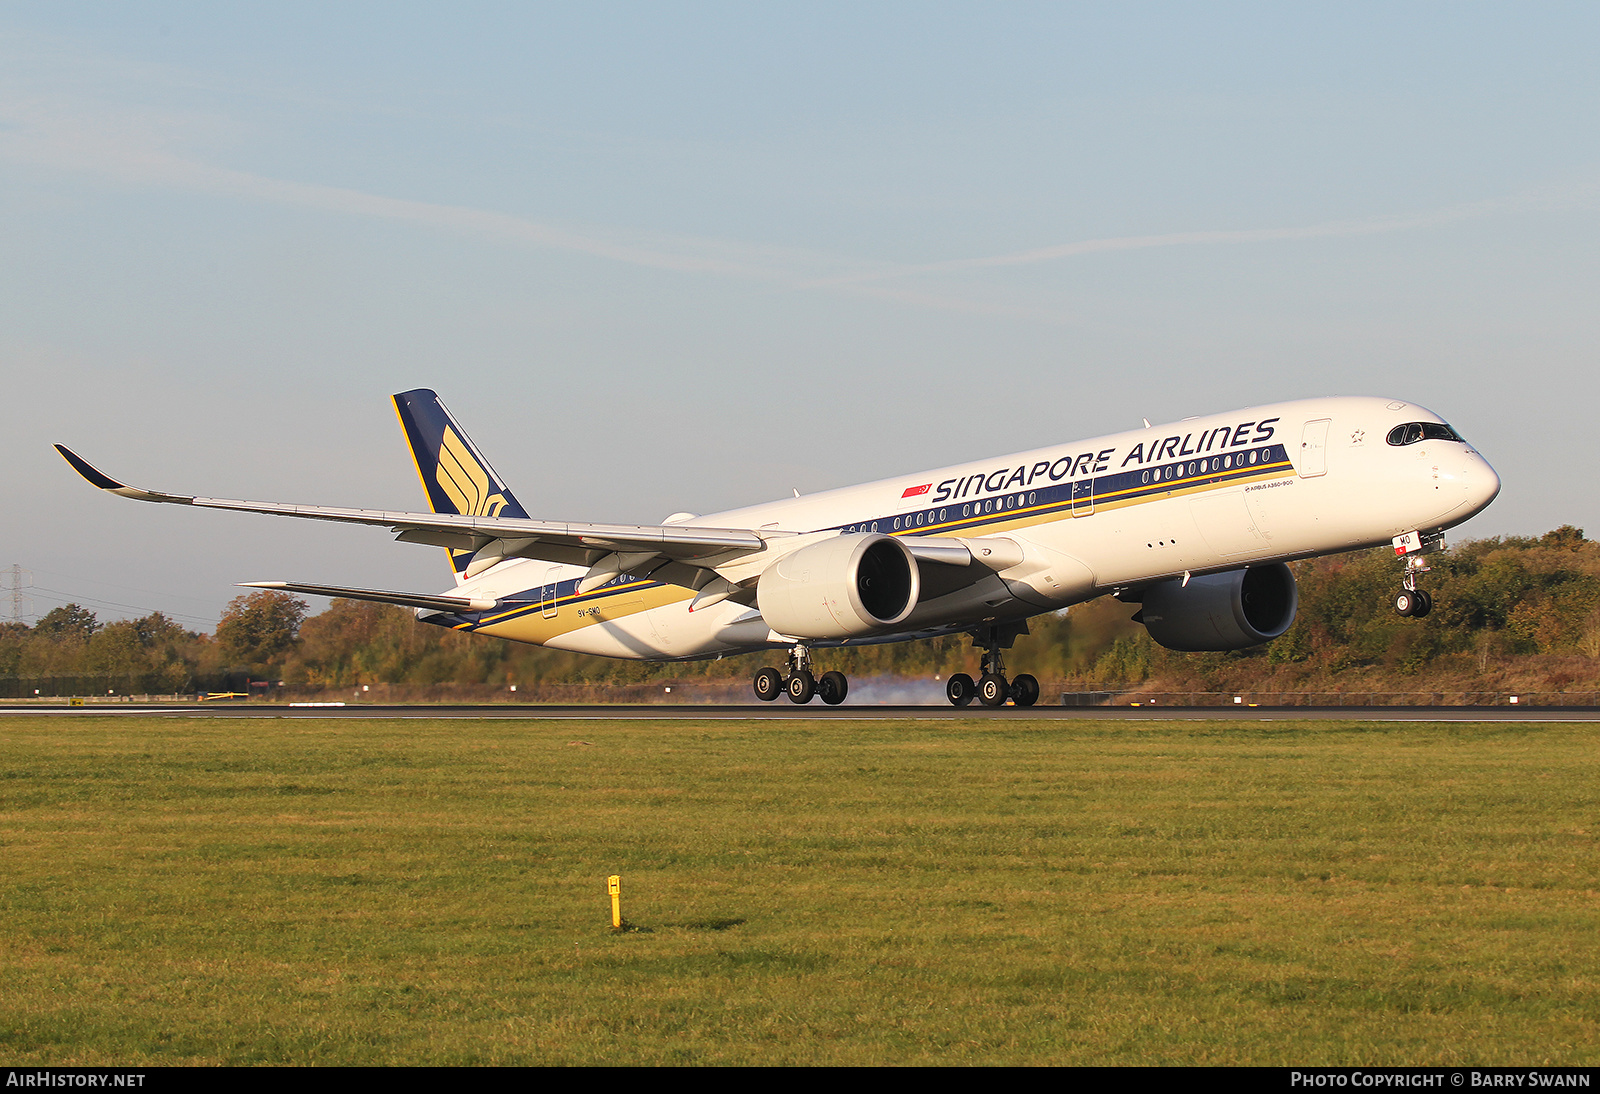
[752,645,849,705]
[945,627,1039,708]
[1393,531,1444,618]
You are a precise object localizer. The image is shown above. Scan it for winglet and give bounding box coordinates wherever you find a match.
[54,444,125,490]
[53,445,195,504]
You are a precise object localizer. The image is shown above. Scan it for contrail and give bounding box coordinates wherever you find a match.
[4,88,1592,318]
[0,94,1078,319]
[804,182,1598,287]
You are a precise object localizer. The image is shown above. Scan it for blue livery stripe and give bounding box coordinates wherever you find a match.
[433,443,1293,631]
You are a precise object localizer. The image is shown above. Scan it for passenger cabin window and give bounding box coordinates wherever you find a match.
[1386,422,1464,446]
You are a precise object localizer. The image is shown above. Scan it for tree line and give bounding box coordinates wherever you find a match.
[4,526,1597,698]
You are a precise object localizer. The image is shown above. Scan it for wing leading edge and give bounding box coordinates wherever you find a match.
[54,438,1000,611]
[52,444,768,585]
[237,581,513,614]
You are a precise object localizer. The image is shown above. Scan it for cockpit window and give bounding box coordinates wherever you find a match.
[1386,422,1463,446]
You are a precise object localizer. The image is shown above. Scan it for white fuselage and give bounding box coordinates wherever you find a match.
[436,396,1499,659]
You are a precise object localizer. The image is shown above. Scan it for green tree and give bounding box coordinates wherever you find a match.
[216,591,307,668]
[133,612,188,648]
[33,604,98,642]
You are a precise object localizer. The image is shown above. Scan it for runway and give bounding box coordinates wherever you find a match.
[4,702,1599,722]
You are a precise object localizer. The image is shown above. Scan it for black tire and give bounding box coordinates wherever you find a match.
[787,669,815,704]
[819,671,849,706]
[979,673,1008,707]
[1412,590,1433,618]
[946,673,976,707]
[1012,673,1040,707]
[753,668,783,702]
[1394,591,1416,617]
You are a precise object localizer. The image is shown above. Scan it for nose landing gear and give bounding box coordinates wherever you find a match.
[752,645,850,705]
[1393,531,1444,618]
[1394,586,1432,618]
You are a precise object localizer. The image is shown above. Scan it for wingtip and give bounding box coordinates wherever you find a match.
[54,444,127,491]
[52,445,193,504]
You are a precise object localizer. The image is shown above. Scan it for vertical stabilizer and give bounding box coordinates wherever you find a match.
[392,389,530,580]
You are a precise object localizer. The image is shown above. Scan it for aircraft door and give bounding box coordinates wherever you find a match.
[1299,419,1331,477]
[1071,477,1095,516]
[540,566,560,618]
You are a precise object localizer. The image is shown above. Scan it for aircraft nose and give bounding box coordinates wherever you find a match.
[1426,447,1499,525]
[1465,451,1502,514]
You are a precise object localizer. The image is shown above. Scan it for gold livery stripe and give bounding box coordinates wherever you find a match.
[453,460,1296,641]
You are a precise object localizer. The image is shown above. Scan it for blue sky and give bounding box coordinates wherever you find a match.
[3,3,1596,628]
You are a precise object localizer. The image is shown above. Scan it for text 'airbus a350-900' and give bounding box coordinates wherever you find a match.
[57,389,1499,706]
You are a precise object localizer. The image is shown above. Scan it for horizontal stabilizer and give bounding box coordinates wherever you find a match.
[237,581,519,614]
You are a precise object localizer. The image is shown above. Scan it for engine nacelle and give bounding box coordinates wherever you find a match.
[1138,563,1298,652]
[757,534,920,640]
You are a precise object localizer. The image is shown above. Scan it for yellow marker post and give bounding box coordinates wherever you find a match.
[608,875,621,929]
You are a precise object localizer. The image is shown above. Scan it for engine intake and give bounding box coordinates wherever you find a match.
[1138,563,1298,651]
[757,534,919,640]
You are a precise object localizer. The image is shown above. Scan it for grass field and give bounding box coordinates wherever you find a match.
[1,714,1596,1065]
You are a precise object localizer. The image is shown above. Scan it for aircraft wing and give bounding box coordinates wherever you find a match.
[54,445,769,578]
[237,581,522,614]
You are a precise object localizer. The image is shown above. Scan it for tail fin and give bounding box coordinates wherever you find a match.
[392,389,530,579]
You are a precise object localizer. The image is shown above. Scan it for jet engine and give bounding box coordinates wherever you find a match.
[1136,563,1298,652]
[757,534,920,640]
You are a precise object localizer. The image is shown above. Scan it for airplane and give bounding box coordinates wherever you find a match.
[55,390,1500,707]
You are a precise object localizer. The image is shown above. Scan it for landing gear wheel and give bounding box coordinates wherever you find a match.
[787,669,815,704]
[818,671,849,706]
[979,673,1009,707]
[1011,673,1040,707]
[946,673,976,707]
[1395,591,1417,617]
[753,668,783,702]
[1412,590,1433,618]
